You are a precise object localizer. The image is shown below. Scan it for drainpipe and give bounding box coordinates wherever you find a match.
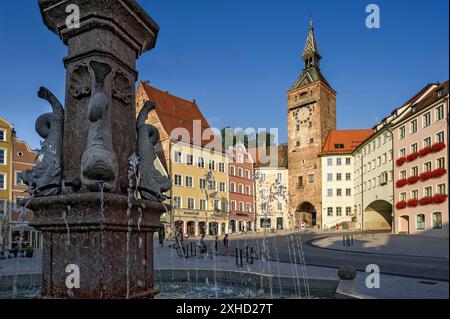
[354,149,364,232]
[168,139,174,238]
[385,127,395,234]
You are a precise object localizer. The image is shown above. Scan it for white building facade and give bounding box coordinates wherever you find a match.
[353,129,394,231]
[321,155,356,229]
[254,167,290,231]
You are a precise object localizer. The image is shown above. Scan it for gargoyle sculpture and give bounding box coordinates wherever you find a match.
[136,101,172,200]
[19,87,64,196]
[80,61,118,192]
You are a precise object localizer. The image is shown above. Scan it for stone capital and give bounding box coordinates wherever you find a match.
[38,0,159,59]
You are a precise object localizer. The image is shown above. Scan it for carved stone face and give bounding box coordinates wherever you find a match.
[81,145,118,192]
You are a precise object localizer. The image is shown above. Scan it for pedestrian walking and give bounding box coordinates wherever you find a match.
[223,234,229,256]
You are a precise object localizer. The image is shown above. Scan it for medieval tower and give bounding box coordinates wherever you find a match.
[287,18,336,228]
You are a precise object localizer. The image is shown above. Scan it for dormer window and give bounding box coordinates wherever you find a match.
[438,88,445,98]
[334,144,344,149]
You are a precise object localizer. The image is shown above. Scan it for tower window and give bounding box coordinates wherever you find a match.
[309,138,314,144]
[308,122,312,128]
[296,124,300,131]
[296,141,301,147]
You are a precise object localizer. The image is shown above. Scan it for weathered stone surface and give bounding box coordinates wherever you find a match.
[29,193,170,298]
[80,61,118,192]
[136,101,172,200]
[30,0,166,299]
[286,22,336,228]
[20,87,64,197]
[337,266,357,280]
[38,0,159,193]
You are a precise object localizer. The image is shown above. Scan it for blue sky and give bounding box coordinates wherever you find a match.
[0,0,448,149]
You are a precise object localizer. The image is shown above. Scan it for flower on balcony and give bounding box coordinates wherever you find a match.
[396,157,406,167]
[431,168,447,178]
[419,196,433,206]
[396,201,407,210]
[406,153,419,162]
[419,147,432,157]
[407,199,419,207]
[432,194,448,204]
[407,176,420,185]
[419,171,433,182]
[396,179,407,188]
[431,142,446,153]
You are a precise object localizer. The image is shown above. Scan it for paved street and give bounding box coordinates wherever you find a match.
[201,230,449,282]
[1,231,448,299]
[152,243,448,299]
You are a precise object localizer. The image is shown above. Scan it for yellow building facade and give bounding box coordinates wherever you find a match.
[170,141,229,237]
[0,117,13,247]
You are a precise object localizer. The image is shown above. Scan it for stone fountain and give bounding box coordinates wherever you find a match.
[20,0,171,298]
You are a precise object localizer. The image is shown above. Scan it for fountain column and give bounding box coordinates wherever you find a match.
[27,0,168,299]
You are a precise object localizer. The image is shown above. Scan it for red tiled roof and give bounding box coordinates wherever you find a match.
[140,81,217,148]
[321,129,374,154]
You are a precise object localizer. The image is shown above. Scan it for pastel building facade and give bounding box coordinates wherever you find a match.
[353,83,440,232]
[136,82,229,237]
[353,129,394,231]
[228,143,255,232]
[320,130,373,230]
[393,81,448,238]
[10,138,40,250]
[0,117,13,249]
[254,145,291,231]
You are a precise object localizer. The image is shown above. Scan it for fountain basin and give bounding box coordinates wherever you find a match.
[0,270,337,299]
[27,193,169,298]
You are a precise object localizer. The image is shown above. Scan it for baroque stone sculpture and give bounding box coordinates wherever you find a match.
[137,101,172,200]
[29,0,167,299]
[20,87,64,196]
[80,61,119,192]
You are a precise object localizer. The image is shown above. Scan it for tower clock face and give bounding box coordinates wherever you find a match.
[292,105,314,124]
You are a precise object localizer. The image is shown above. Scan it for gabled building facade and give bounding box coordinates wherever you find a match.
[10,137,40,250]
[228,143,255,232]
[254,145,291,231]
[136,82,230,237]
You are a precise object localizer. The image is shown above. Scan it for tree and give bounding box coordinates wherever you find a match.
[219,127,277,149]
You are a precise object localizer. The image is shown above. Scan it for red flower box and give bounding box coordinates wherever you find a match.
[419,171,433,182]
[431,142,446,153]
[407,199,419,207]
[396,157,406,167]
[432,194,448,204]
[431,168,447,178]
[419,147,432,157]
[419,196,433,206]
[407,176,420,185]
[396,179,407,188]
[406,153,419,162]
[396,201,407,210]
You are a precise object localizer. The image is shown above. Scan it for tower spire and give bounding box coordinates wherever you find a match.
[302,17,321,69]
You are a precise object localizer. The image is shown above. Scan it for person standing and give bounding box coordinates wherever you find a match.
[223,234,229,256]
[214,236,219,256]
[158,225,165,247]
[197,234,206,257]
